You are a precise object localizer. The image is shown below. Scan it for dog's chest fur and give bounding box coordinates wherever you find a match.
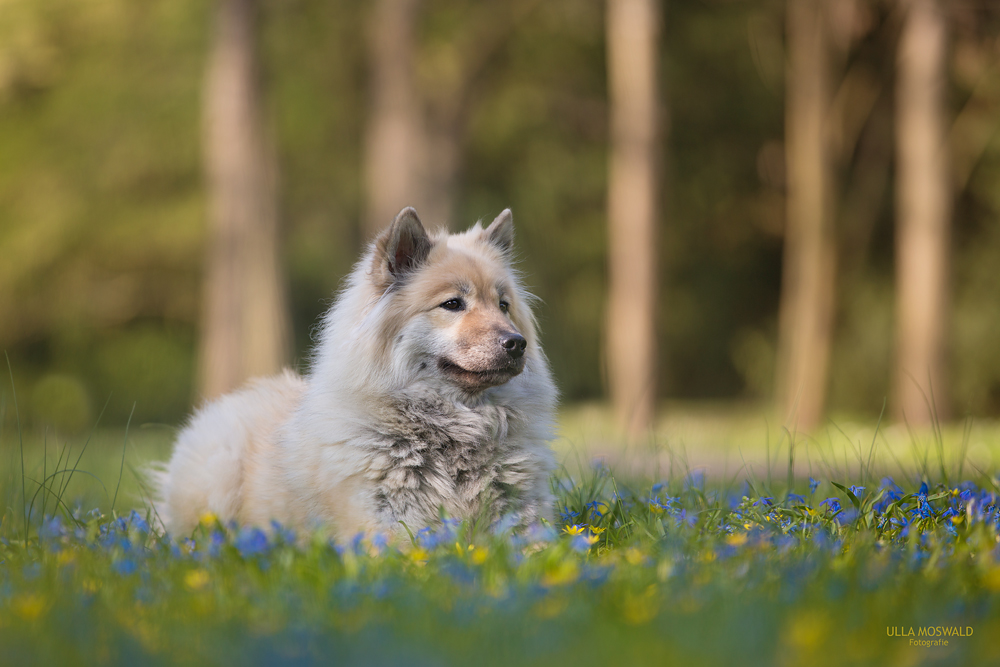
[362,392,528,528]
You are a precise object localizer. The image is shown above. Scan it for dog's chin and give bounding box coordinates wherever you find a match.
[438,358,524,392]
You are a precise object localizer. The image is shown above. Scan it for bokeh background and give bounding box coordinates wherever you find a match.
[2,0,1000,444]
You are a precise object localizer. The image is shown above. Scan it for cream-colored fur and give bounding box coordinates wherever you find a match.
[155,208,557,539]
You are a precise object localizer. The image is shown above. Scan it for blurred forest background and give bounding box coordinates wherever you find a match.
[2,0,1000,438]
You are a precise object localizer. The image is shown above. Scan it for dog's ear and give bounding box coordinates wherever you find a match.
[484,208,514,255]
[374,207,432,287]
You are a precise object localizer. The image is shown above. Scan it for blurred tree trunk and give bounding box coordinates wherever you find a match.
[199,0,290,400]
[364,0,426,239]
[606,0,661,437]
[893,0,950,425]
[363,1,543,236]
[776,0,835,432]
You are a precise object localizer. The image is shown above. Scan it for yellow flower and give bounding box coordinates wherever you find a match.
[589,526,606,535]
[199,512,217,527]
[621,584,659,625]
[12,594,47,621]
[624,548,646,565]
[534,595,569,618]
[984,567,1000,592]
[541,560,579,587]
[410,548,430,565]
[471,546,489,564]
[184,569,210,591]
[57,550,76,567]
[786,611,830,651]
[951,515,964,525]
[563,524,586,536]
[725,533,748,547]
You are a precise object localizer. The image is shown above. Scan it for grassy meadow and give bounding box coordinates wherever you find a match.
[2,403,1000,665]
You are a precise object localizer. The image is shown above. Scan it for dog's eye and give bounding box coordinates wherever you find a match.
[499,300,509,314]
[440,298,465,311]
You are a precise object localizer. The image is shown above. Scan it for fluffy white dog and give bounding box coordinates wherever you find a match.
[156,208,557,539]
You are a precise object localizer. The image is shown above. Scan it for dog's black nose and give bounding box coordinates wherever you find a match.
[501,333,527,359]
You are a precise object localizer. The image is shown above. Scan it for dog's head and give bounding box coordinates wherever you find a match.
[369,207,535,394]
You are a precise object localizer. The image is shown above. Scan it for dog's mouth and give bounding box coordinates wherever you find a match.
[438,357,524,391]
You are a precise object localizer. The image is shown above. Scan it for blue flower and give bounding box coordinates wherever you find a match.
[849,485,865,498]
[200,529,226,559]
[585,500,609,518]
[416,526,437,548]
[525,523,557,543]
[913,497,935,519]
[591,458,611,476]
[39,516,66,541]
[127,510,150,534]
[786,493,806,505]
[684,471,705,491]
[558,507,581,523]
[235,527,269,557]
[113,558,137,575]
[269,520,296,545]
[493,512,521,535]
[570,534,595,552]
[417,521,463,549]
[171,538,195,560]
[645,495,678,514]
[440,561,476,586]
[836,508,858,525]
[674,509,697,528]
[809,478,820,494]
[880,477,902,492]
[820,498,842,514]
[811,530,836,552]
[580,564,611,588]
[370,532,389,555]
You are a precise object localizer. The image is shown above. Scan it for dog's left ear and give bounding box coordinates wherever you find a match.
[484,209,514,255]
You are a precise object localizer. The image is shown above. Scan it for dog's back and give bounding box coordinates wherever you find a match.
[156,370,305,534]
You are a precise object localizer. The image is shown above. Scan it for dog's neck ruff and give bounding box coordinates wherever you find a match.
[362,390,531,531]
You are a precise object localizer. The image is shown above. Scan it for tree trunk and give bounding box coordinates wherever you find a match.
[606,0,661,437]
[893,0,950,425]
[363,0,426,239]
[776,0,836,432]
[199,0,290,400]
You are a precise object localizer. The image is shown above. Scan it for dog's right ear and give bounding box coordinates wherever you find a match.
[373,207,432,288]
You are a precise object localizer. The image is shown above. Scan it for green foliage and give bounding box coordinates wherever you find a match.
[2,460,1000,665]
[3,0,1000,424]
[29,374,90,434]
